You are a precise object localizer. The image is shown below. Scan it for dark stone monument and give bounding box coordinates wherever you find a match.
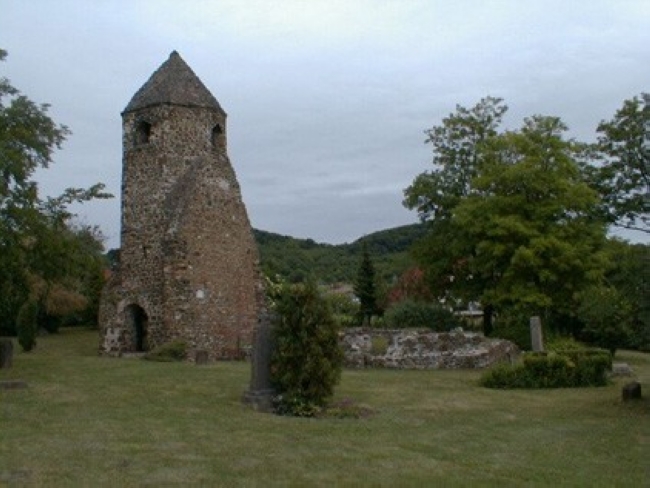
[0,339,13,369]
[243,310,275,412]
[622,381,642,402]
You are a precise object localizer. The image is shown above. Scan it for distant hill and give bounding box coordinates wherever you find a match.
[253,223,428,284]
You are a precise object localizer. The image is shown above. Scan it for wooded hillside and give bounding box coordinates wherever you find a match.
[253,223,428,284]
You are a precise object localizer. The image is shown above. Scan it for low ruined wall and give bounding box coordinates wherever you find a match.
[342,328,519,369]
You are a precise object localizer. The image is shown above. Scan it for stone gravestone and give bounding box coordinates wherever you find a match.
[611,362,633,377]
[0,379,27,390]
[530,316,544,352]
[242,310,275,412]
[0,339,13,369]
[622,382,642,402]
[195,350,209,365]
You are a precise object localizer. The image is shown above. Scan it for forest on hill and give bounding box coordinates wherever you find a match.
[253,223,428,284]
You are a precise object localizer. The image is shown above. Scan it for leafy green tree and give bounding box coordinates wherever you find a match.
[453,116,609,324]
[270,282,343,416]
[0,49,111,334]
[578,285,632,356]
[593,93,649,234]
[354,244,378,326]
[404,97,508,334]
[602,240,650,351]
[405,100,611,335]
[404,96,507,221]
[16,299,38,352]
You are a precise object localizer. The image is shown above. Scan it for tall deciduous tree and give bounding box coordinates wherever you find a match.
[593,93,649,234]
[404,97,508,334]
[405,99,611,335]
[452,116,609,324]
[0,49,111,336]
[602,239,650,351]
[404,96,507,221]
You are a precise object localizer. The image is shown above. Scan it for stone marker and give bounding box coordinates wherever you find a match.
[622,381,642,401]
[0,380,27,390]
[530,316,544,352]
[195,350,209,365]
[611,362,633,376]
[0,339,13,369]
[243,310,275,412]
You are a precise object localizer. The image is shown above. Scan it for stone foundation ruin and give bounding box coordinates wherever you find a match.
[342,328,519,369]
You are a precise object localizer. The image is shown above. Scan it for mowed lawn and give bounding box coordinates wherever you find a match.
[1,328,648,487]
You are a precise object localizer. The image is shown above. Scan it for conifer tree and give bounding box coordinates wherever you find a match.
[354,244,377,326]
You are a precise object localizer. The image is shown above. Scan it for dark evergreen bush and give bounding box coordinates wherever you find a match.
[270,282,343,416]
[16,299,39,352]
[383,300,461,331]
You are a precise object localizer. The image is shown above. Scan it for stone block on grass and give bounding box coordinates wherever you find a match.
[622,382,642,402]
[0,339,13,369]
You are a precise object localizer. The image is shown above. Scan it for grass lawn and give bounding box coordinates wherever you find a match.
[1,328,648,486]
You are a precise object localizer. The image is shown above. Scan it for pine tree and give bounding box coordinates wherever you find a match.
[354,244,377,326]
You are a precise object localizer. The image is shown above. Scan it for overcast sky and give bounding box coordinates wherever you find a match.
[2,0,649,249]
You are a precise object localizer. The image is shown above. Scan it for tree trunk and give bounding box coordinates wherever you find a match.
[483,304,494,337]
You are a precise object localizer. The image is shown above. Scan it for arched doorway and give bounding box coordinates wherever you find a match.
[125,304,149,352]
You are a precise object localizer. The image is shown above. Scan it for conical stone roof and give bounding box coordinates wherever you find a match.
[123,51,225,114]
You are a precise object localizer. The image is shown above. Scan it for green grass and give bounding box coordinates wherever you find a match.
[1,328,648,486]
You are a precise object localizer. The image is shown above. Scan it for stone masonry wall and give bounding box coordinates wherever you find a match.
[99,64,262,360]
[342,328,519,369]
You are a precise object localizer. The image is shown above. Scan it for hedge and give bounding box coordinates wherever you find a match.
[480,349,611,389]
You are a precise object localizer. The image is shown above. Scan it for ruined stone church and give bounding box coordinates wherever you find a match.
[99,51,263,360]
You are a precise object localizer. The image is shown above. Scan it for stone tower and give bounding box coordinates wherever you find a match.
[99,51,262,360]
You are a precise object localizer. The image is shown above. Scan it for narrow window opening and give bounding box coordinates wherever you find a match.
[135,121,152,145]
[211,124,224,148]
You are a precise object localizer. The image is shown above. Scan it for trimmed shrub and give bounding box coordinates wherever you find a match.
[384,300,461,331]
[480,349,611,389]
[144,340,187,362]
[16,300,39,352]
[522,354,574,388]
[557,349,611,387]
[479,362,533,389]
[270,282,343,417]
[546,336,587,352]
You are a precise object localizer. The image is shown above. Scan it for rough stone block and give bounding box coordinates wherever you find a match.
[0,380,27,390]
[0,339,13,369]
[622,382,642,402]
[611,362,633,376]
[242,389,275,413]
[195,350,209,365]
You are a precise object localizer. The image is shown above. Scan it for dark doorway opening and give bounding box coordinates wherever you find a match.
[125,304,149,352]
